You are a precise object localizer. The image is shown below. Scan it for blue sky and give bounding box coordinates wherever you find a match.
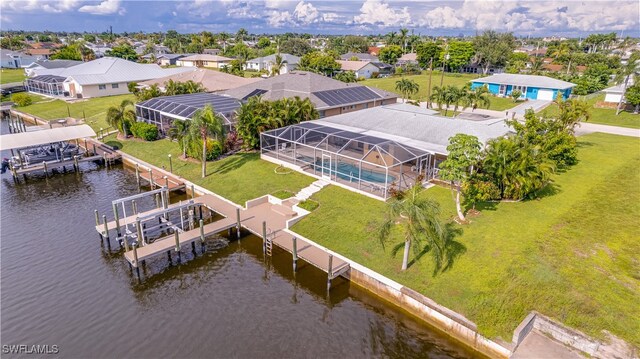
[1,0,639,37]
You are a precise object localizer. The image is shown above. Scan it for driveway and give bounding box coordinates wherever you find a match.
[576,122,640,137]
[509,100,552,115]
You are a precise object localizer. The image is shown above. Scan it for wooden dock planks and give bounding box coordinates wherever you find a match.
[124,217,237,266]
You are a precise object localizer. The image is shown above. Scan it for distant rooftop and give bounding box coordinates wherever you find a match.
[136,93,242,125]
[248,53,300,64]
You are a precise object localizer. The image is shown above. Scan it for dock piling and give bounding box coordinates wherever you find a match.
[327,254,334,291]
[148,169,154,189]
[191,184,195,199]
[236,208,241,239]
[174,231,181,263]
[132,200,138,215]
[112,203,121,236]
[292,237,298,272]
[132,243,140,279]
[94,210,100,227]
[164,176,169,190]
[135,164,140,187]
[102,215,109,242]
[43,162,48,177]
[136,218,144,246]
[262,221,267,255]
[73,155,79,172]
[199,219,205,251]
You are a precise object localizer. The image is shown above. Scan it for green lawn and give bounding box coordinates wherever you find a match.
[0,68,26,84]
[292,133,640,346]
[539,94,640,129]
[362,72,517,112]
[17,94,136,132]
[103,136,314,204]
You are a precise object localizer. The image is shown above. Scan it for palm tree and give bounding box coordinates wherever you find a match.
[386,31,397,46]
[550,43,574,75]
[105,99,135,137]
[448,85,469,116]
[529,57,544,75]
[614,53,640,115]
[236,28,248,43]
[395,78,419,102]
[399,28,409,52]
[270,54,285,76]
[168,119,190,158]
[219,32,229,52]
[430,85,447,113]
[235,96,273,149]
[189,105,225,178]
[558,99,591,132]
[467,85,491,111]
[377,183,450,271]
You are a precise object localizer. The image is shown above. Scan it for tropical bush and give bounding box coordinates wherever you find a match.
[130,122,158,141]
[11,93,32,107]
[235,96,318,149]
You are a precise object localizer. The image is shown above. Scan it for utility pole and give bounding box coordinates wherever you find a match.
[427,57,433,109]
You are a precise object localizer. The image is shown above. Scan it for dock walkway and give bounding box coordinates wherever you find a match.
[114,192,349,281]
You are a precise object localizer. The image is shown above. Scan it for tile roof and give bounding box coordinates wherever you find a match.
[179,54,233,62]
[221,71,398,109]
[316,103,511,154]
[336,60,371,71]
[138,68,261,92]
[35,57,192,85]
[247,53,300,65]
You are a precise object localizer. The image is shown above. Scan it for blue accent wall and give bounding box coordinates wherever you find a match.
[470,81,573,100]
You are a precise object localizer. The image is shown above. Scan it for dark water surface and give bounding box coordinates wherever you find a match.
[0,121,481,358]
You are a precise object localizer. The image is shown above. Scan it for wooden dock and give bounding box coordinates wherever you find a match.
[138,169,185,192]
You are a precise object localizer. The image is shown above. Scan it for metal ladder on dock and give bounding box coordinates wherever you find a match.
[265,229,275,256]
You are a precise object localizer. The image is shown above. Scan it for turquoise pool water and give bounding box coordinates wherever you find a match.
[322,160,395,184]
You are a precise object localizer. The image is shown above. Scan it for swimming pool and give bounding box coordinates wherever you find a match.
[326,160,395,184]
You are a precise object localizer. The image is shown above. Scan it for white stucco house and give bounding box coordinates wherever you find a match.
[25,57,191,98]
[244,53,300,75]
[336,60,381,79]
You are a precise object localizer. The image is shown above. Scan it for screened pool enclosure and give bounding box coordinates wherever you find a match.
[261,122,439,199]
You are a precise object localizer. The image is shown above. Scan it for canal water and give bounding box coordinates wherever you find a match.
[0,121,481,358]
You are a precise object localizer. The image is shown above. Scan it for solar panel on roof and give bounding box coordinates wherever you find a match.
[135,93,241,121]
[312,86,382,107]
[241,88,267,101]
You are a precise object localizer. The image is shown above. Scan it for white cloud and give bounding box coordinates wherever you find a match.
[78,0,124,15]
[352,0,411,27]
[267,10,293,27]
[418,0,639,34]
[294,1,320,24]
[264,0,293,9]
[1,0,79,13]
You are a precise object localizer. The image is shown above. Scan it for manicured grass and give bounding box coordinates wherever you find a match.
[0,68,26,84]
[362,72,517,111]
[271,190,294,199]
[292,133,640,346]
[18,94,136,132]
[104,136,314,204]
[298,199,319,212]
[539,94,640,129]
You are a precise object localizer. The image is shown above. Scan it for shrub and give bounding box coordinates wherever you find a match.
[511,90,522,102]
[129,122,158,141]
[11,93,32,107]
[187,138,223,160]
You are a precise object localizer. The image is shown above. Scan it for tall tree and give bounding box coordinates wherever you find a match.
[467,85,491,111]
[270,53,285,76]
[399,28,409,53]
[442,41,474,72]
[379,45,403,64]
[190,105,225,178]
[614,52,640,115]
[298,51,340,76]
[105,99,135,137]
[473,30,516,75]
[377,183,451,271]
[438,134,482,222]
[395,78,420,102]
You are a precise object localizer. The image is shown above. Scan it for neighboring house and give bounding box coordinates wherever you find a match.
[24,59,82,77]
[471,73,576,101]
[203,49,221,55]
[27,57,191,98]
[371,62,394,76]
[222,71,398,118]
[336,60,380,79]
[245,53,300,74]
[260,103,509,200]
[135,93,242,135]
[602,83,627,103]
[397,53,418,66]
[542,63,587,73]
[23,48,53,59]
[86,43,112,58]
[138,68,261,93]
[368,46,381,56]
[135,44,172,56]
[156,54,192,66]
[461,61,504,74]
[340,52,379,61]
[1,49,41,68]
[176,54,233,69]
